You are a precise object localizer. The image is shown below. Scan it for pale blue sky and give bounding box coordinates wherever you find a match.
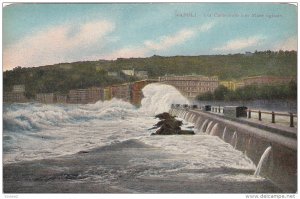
[3,3,297,70]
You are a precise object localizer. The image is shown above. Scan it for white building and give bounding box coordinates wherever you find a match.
[135,71,148,79]
[122,69,135,76]
[107,72,119,77]
[12,85,25,93]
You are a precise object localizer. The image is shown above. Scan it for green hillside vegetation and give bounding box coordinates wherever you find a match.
[4,64,139,99]
[197,81,297,101]
[3,50,297,99]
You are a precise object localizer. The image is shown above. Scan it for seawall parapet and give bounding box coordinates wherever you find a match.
[170,107,297,193]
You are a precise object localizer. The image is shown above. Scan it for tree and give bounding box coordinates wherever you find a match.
[288,80,297,99]
[234,85,257,101]
[196,91,214,101]
[213,85,230,100]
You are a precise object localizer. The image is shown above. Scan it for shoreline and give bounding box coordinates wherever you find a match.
[4,139,281,193]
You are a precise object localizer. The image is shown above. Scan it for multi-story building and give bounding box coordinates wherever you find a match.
[68,87,103,104]
[220,81,237,91]
[4,84,27,103]
[12,84,25,93]
[36,93,56,103]
[68,89,89,104]
[159,75,219,98]
[87,87,103,103]
[4,92,27,103]
[107,72,119,77]
[121,69,135,76]
[103,87,112,101]
[135,71,148,79]
[243,76,295,86]
[56,95,67,103]
[111,83,132,102]
[121,69,149,79]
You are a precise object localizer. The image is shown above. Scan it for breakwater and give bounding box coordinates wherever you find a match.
[170,107,297,192]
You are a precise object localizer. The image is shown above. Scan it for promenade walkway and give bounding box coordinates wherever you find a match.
[191,107,297,139]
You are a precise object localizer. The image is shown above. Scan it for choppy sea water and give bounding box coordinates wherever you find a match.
[4,83,274,190]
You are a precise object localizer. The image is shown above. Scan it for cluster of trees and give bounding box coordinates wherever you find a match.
[4,63,139,99]
[196,81,297,102]
[3,50,297,99]
[100,51,297,80]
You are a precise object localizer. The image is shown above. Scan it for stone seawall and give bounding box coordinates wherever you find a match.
[170,108,297,193]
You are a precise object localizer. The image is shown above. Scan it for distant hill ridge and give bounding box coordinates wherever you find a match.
[4,51,297,99]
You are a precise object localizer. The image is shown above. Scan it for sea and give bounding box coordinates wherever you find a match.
[3,83,279,193]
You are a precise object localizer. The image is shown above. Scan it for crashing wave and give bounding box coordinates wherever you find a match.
[3,83,189,132]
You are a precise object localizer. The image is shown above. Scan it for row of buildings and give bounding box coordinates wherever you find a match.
[35,88,102,104]
[32,79,157,106]
[220,76,295,91]
[107,69,148,79]
[3,85,27,103]
[158,75,295,98]
[4,75,295,104]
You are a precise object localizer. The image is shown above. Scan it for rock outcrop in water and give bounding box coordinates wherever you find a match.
[151,112,194,135]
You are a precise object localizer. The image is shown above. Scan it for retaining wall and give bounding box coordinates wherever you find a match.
[170,108,297,193]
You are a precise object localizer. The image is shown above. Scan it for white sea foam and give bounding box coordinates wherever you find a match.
[139,134,256,171]
[3,83,255,174]
[140,83,190,115]
[3,83,186,163]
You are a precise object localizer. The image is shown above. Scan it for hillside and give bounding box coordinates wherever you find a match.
[3,51,297,99]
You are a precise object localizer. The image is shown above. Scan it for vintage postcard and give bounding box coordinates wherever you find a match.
[2,2,297,196]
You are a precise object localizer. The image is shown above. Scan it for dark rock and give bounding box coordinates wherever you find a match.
[151,112,194,135]
[78,151,89,154]
[186,126,194,129]
[155,112,175,120]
